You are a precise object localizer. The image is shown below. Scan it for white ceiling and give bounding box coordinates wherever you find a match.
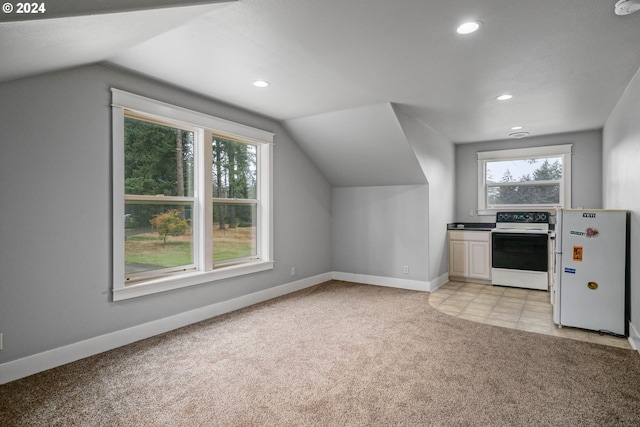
[0,3,227,82]
[2,0,640,185]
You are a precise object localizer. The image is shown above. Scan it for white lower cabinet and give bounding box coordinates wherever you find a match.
[449,240,469,277]
[448,230,491,282]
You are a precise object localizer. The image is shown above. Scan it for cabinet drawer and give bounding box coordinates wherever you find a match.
[448,230,490,242]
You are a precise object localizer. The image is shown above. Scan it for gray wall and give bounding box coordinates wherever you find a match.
[393,105,455,281]
[332,185,429,281]
[603,66,640,335]
[330,107,455,285]
[454,130,603,223]
[0,64,332,364]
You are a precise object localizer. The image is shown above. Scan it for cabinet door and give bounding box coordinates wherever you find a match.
[468,241,491,280]
[449,240,469,277]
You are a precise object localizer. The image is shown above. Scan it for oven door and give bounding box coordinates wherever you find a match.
[492,232,548,272]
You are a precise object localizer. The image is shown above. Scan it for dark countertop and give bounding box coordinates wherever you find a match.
[447,222,495,231]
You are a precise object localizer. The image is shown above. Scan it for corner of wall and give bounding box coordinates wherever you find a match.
[628,321,640,355]
[390,105,456,281]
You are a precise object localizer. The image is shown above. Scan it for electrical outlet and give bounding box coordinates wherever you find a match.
[403,266,409,274]
[0,333,3,351]
[291,267,296,276]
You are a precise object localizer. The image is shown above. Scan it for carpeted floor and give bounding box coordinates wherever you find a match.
[1,280,640,426]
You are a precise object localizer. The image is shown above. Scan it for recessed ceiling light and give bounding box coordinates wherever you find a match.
[615,0,640,15]
[496,94,513,101]
[511,126,524,130]
[509,131,530,139]
[252,80,269,88]
[456,20,482,35]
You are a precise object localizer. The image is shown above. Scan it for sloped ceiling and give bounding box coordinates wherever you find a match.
[2,0,640,187]
[284,103,426,187]
[0,2,230,82]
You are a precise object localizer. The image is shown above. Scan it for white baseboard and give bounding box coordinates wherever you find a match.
[332,271,430,292]
[428,273,449,292]
[628,321,640,353]
[0,272,331,385]
[10,271,631,386]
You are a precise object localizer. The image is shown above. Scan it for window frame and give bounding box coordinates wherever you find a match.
[477,144,572,215]
[112,89,274,301]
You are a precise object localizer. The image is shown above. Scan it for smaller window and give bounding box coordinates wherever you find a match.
[477,144,572,213]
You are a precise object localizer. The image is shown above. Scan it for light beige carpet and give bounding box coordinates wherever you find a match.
[2,280,640,426]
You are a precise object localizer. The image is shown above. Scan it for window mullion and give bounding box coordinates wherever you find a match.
[488,180,560,188]
[211,198,258,204]
[124,195,195,203]
[202,130,213,271]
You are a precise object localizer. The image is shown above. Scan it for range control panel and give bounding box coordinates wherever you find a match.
[496,211,549,223]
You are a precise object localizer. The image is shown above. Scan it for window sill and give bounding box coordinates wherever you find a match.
[112,260,274,301]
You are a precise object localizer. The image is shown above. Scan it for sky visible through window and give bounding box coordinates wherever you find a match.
[486,157,562,183]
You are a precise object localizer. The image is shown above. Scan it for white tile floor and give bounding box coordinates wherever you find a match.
[430,281,631,349]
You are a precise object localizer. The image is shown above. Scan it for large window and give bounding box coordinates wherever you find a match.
[112,89,273,300]
[477,145,572,213]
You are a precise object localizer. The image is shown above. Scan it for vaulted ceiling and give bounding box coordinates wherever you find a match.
[2,0,640,186]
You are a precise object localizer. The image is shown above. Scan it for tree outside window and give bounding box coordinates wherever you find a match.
[123,117,195,278]
[112,88,274,300]
[211,136,258,264]
[487,157,562,206]
[477,144,572,212]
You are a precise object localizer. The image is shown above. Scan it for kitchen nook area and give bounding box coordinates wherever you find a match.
[437,211,630,349]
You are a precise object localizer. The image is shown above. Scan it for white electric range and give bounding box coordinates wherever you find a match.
[491,212,551,291]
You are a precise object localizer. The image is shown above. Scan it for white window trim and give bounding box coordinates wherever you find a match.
[477,144,572,215]
[111,89,274,301]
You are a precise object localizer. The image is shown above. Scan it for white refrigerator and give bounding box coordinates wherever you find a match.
[553,209,629,336]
